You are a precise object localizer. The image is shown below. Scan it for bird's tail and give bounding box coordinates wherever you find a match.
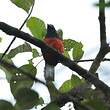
[44,63,54,81]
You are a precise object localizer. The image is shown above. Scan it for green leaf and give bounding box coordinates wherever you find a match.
[64,39,77,51]
[0,53,12,64]
[59,79,72,93]
[10,64,37,97]
[8,42,32,59]
[37,97,44,105]
[72,42,84,61]
[64,49,70,58]
[32,48,40,58]
[28,58,33,65]
[43,103,60,110]
[15,88,39,109]
[63,39,84,60]
[0,53,14,82]
[71,74,82,86]
[26,17,46,39]
[105,1,110,7]
[0,100,15,110]
[82,99,109,110]
[94,2,105,8]
[59,74,82,93]
[94,1,110,8]
[10,0,34,13]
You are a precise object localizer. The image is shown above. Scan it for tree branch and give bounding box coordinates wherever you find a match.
[99,0,106,45]
[0,22,110,96]
[42,84,92,110]
[89,0,110,73]
[76,58,110,63]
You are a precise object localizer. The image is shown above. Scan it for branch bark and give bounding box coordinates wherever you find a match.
[89,0,110,73]
[0,22,110,97]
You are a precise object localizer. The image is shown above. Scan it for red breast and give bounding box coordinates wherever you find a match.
[43,37,64,53]
[42,37,64,66]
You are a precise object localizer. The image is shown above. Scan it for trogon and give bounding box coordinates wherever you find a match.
[41,24,64,81]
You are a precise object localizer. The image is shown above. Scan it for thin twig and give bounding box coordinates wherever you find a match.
[35,59,44,67]
[0,0,35,62]
[75,58,110,63]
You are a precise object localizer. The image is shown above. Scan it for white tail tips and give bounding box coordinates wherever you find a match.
[44,63,54,81]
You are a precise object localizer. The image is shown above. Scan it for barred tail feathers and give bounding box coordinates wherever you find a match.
[44,63,54,81]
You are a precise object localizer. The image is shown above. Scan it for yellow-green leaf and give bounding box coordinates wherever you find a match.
[10,0,34,13]
[59,74,82,93]
[64,39,76,51]
[26,17,46,39]
[64,39,84,60]
[72,42,84,61]
[32,48,40,58]
[64,49,70,58]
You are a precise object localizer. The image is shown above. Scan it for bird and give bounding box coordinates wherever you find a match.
[41,24,64,81]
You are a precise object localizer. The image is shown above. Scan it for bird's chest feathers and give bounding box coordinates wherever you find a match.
[43,37,64,53]
[42,37,64,65]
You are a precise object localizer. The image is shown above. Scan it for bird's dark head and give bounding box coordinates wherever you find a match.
[46,24,58,38]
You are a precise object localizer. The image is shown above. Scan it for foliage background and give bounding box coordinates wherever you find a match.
[0,0,110,110]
